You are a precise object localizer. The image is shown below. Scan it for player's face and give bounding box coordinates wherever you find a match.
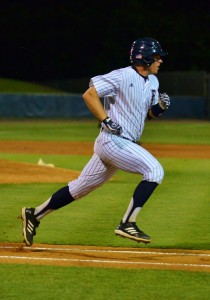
[148,55,163,74]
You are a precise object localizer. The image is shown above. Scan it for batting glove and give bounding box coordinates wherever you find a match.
[158,93,170,110]
[102,117,123,135]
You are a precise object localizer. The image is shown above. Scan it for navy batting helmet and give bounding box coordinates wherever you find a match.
[130,37,168,66]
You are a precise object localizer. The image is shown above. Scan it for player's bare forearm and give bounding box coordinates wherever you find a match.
[83,87,107,121]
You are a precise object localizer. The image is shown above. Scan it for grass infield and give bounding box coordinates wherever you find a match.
[0,119,210,299]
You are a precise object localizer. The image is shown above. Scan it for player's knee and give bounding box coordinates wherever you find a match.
[154,163,164,184]
[144,163,164,184]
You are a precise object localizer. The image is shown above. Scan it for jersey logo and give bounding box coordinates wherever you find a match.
[104,96,116,111]
[129,83,134,87]
[151,89,156,105]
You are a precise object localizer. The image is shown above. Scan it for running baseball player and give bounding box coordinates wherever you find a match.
[21,37,170,246]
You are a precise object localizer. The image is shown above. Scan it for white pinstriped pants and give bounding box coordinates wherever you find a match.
[68,131,164,199]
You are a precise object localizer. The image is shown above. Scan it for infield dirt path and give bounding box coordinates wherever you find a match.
[1,243,210,272]
[1,141,210,184]
[1,140,210,271]
[1,140,210,158]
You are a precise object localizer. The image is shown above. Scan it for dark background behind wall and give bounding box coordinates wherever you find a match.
[0,1,209,119]
[0,0,209,81]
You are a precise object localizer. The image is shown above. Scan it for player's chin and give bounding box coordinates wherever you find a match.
[149,66,159,75]
[154,68,159,74]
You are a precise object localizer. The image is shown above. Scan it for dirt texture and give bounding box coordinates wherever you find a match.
[1,243,210,272]
[0,159,80,184]
[1,140,210,158]
[1,140,210,271]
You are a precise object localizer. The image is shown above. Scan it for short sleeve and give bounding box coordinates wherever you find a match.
[90,69,122,98]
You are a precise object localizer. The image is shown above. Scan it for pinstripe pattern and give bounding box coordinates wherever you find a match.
[68,153,117,199]
[90,67,159,141]
[69,66,164,200]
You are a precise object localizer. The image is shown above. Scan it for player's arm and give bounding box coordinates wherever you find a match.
[148,93,170,118]
[83,86,108,121]
[83,86,122,135]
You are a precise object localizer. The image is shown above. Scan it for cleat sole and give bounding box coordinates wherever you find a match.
[115,231,151,244]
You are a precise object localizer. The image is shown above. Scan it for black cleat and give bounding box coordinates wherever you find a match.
[21,207,40,246]
[115,221,151,244]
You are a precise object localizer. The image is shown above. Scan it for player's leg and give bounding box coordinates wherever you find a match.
[116,142,164,225]
[21,186,75,246]
[114,180,158,243]
[21,154,117,246]
[116,143,163,242]
[68,153,117,200]
[95,133,164,243]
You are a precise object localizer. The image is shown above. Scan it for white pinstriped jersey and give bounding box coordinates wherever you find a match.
[68,66,164,199]
[90,66,159,141]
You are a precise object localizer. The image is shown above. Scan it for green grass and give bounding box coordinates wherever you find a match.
[141,119,210,145]
[0,78,66,94]
[1,158,210,249]
[0,119,210,144]
[0,153,90,170]
[1,119,210,299]
[1,264,210,300]
[0,119,99,141]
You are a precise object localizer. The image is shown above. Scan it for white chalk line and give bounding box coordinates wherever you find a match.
[0,255,210,269]
[1,245,210,257]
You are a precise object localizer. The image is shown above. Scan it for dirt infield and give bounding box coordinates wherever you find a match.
[1,140,210,184]
[0,159,80,183]
[1,140,210,271]
[1,243,210,272]
[1,140,210,158]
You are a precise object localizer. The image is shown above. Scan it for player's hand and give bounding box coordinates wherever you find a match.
[158,93,170,110]
[102,117,123,135]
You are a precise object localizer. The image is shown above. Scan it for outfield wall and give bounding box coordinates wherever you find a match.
[0,94,207,119]
[0,94,92,118]
[0,71,209,119]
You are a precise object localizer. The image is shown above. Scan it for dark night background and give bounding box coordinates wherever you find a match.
[0,0,209,81]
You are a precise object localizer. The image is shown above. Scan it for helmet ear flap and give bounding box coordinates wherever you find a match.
[141,57,155,66]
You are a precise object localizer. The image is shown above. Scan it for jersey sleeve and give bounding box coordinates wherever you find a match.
[89,69,122,98]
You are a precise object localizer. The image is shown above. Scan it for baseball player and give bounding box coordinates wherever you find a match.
[21,37,170,246]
